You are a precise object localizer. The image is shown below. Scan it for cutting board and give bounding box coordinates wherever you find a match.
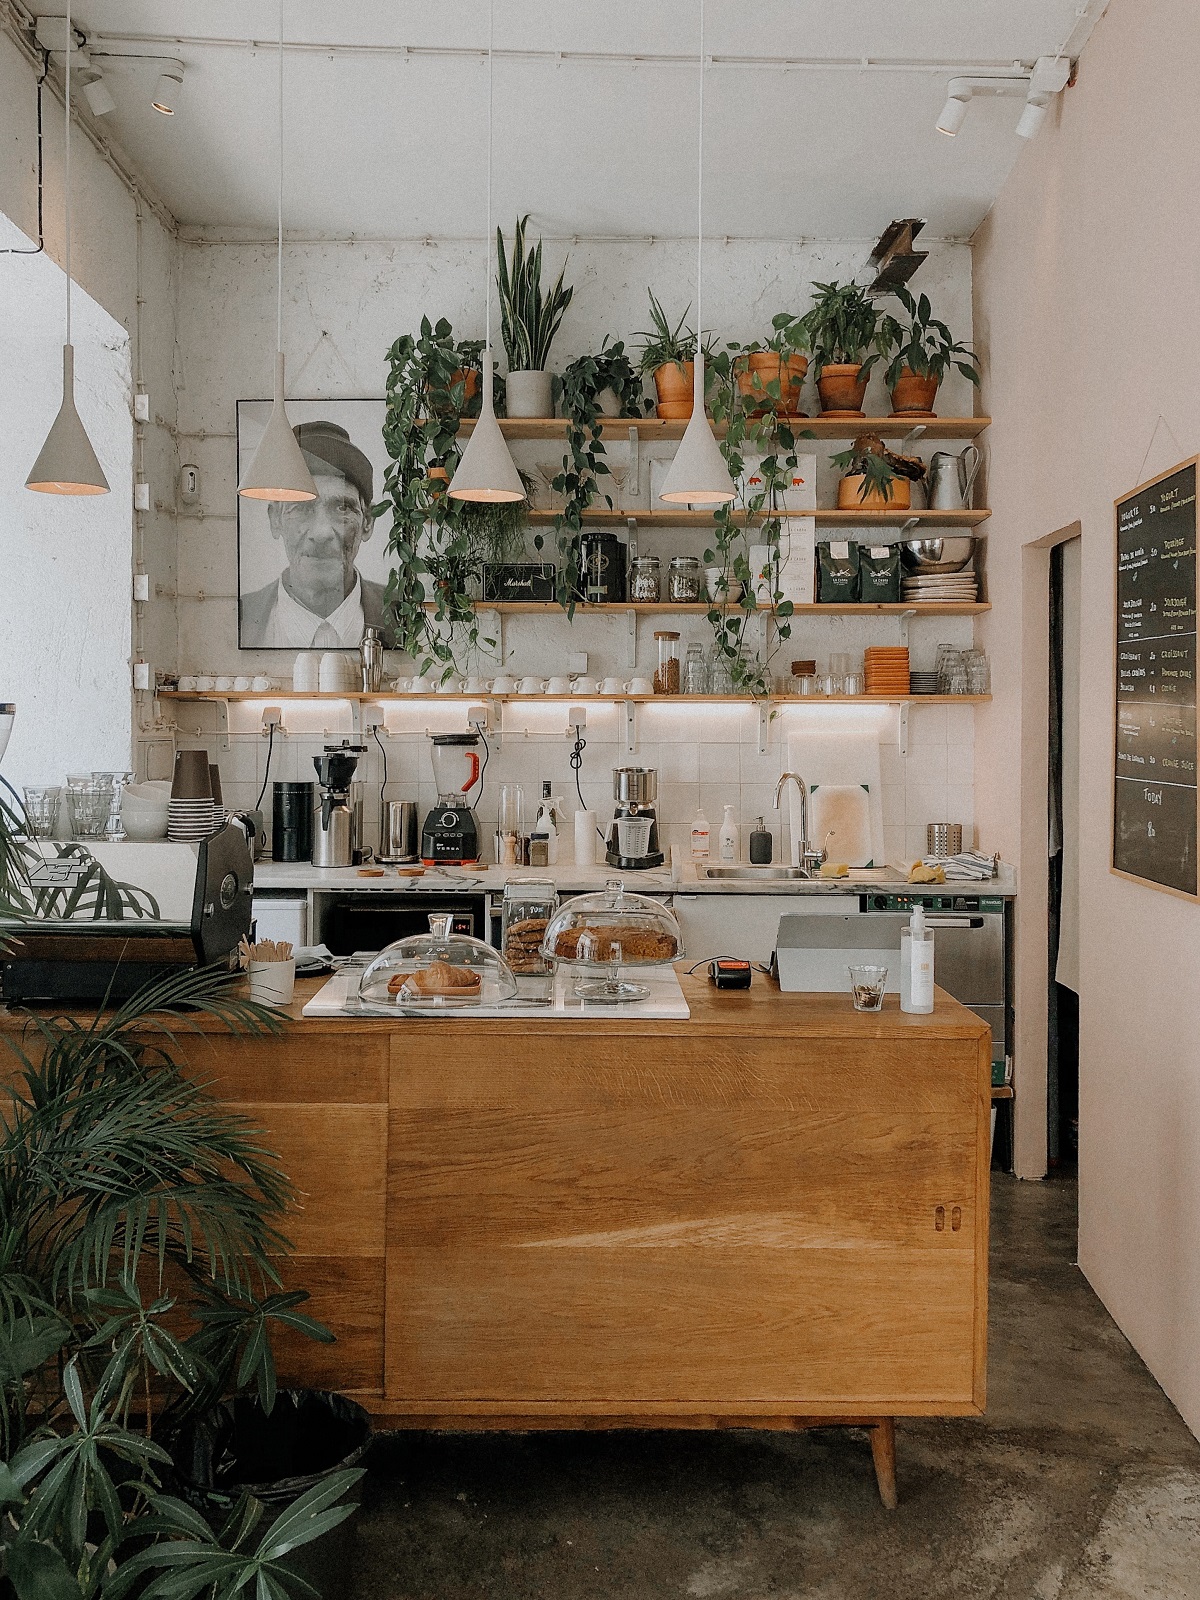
[809,784,874,867]
[786,726,886,868]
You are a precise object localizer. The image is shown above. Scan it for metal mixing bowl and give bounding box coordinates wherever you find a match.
[899,536,976,574]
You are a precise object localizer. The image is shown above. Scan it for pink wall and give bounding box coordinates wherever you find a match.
[973,0,1200,1433]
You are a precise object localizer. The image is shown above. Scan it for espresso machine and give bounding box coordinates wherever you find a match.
[420,732,483,865]
[312,743,364,868]
[605,766,664,870]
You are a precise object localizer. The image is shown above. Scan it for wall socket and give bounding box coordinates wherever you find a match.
[133,393,150,424]
[134,481,150,512]
[133,661,153,691]
[133,573,150,602]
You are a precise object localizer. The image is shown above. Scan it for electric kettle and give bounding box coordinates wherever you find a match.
[926,445,982,511]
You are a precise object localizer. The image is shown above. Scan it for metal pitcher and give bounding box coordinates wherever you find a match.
[926,445,982,511]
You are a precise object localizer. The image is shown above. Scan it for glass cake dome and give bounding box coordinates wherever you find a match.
[357,913,518,1013]
[540,879,683,1003]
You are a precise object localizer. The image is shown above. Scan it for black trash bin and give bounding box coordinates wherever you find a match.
[170,1390,372,1591]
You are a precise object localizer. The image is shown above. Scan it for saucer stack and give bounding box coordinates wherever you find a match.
[910,670,941,695]
[169,750,217,841]
[864,646,911,696]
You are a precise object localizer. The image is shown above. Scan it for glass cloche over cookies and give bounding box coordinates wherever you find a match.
[541,879,683,1003]
[358,913,518,1013]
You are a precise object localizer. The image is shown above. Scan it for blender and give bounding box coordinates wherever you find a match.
[605,767,664,870]
[421,732,483,864]
[312,743,364,867]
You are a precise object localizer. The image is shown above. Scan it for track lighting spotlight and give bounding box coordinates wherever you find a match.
[1015,96,1049,139]
[151,62,184,114]
[81,70,115,116]
[936,91,969,137]
[934,56,1070,141]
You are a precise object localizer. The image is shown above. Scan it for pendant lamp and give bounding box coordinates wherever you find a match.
[658,0,735,508]
[26,0,109,496]
[448,0,523,503]
[238,0,316,503]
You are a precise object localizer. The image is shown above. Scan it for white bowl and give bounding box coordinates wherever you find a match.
[121,810,169,841]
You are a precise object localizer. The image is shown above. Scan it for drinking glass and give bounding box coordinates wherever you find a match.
[848,964,889,1012]
[684,643,709,695]
[22,786,61,838]
[966,650,991,694]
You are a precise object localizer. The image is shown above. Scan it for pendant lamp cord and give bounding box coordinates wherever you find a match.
[696,0,704,351]
[64,0,71,345]
[277,0,284,357]
[485,0,493,361]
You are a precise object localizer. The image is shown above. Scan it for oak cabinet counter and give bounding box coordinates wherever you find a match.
[0,972,991,1502]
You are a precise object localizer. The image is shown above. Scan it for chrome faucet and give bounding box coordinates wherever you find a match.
[774,772,825,877]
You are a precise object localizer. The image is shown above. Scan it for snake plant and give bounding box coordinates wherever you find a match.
[495,214,574,372]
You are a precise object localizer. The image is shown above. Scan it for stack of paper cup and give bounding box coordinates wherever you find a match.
[574,809,598,867]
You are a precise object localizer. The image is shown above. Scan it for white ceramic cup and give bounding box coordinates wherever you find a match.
[517,676,544,694]
[233,676,252,692]
[195,676,215,691]
[293,652,321,693]
[247,959,296,1007]
[391,677,410,693]
[464,676,490,694]
[492,675,517,694]
[177,675,197,692]
[600,677,628,695]
[627,676,654,694]
[251,676,272,692]
[572,676,598,694]
[546,676,571,694]
[214,676,234,692]
[408,676,433,694]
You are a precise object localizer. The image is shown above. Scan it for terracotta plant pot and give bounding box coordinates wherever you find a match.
[736,352,809,417]
[890,367,940,417]
[817,363,869,417]
[427,466,450,496]
[837,473,911,512]
[653,359,694,420]
[427,369,479,416]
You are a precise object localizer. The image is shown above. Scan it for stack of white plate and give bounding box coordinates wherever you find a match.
[167,798,217,841]
[901,572,979,602]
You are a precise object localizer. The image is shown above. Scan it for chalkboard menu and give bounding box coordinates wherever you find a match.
[1113,459,1197,897]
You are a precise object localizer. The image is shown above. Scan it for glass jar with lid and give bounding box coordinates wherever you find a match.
[653,631,681,694]
[628,554,661,603]
[541,879,684,1003]
[501,878,559,995]
[357,912,518,1013]
[668,555,702,603]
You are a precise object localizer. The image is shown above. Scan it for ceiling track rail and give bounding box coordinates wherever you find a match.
[0,0,179,237]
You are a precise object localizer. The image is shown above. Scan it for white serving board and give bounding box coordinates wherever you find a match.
[302,965,691,1021]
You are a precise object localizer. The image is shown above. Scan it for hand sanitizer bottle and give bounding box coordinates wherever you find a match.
[535,781,560,865]
[719,805,739,864]
[690,808,711,861]
[900,902,935,1014]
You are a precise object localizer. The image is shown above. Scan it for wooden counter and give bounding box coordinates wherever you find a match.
[0,971,991,1506]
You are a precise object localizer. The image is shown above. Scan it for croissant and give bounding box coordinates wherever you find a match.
[388,960,482,997]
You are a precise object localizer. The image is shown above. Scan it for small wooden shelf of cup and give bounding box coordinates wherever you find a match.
[456,415,992,442]
[522,508,990,528]
[158,690,991,706]
[465,601,991,616]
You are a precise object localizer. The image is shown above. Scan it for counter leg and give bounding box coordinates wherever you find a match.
[869,1417,897,1509]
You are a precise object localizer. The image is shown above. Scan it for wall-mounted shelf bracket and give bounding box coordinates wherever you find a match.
[624,607,638,671]
[897,702,910,759]
[622,699,637,756]
[898,607,917,648]
[627,427,640,499]
[758,702,771,755]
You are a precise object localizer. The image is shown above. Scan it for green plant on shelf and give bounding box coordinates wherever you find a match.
[878,286,980,389]
[703,349,812,698]
[496,214,574,374]
[543,340,650,611]
[634,292,697,376]
[378,315,529,679]
[799,279,887,376]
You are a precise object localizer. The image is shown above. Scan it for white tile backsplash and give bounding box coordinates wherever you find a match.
[176,697,974,866]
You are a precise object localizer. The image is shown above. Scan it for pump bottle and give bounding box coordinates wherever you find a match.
[900,902,935,1014]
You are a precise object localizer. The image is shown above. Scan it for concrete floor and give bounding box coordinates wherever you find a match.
[352,1177,1200,1599]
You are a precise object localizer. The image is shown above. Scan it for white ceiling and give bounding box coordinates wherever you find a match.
[42,1,1109,240]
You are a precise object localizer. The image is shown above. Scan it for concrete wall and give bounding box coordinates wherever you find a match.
[972,0,1200,1431]
[0,26,179,773]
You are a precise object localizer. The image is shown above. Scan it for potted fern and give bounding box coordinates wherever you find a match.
[496,215,574,419]
[879,286,981,417]
[799,280,886,418]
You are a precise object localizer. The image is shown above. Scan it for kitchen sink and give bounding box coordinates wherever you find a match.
[702,865,811,880]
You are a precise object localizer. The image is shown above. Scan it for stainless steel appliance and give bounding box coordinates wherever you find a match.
[926,445,982,511]
[421,734,483,865]
[605,767,664,870]
[359,626,384,692]
[313,744,364,868]
[379,800,419,864]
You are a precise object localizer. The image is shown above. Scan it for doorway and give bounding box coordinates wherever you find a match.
[1047,537,1081,1167]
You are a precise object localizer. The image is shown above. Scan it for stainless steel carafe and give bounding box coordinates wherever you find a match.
[313,793,354,867]
[359,626,384,692]
[926,445,982,511]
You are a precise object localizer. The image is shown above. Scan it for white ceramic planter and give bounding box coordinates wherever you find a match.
[505,369,554,419]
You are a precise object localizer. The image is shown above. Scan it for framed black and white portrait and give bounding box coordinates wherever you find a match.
[236,398,393,650]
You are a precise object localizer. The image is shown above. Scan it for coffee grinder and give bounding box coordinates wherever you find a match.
[605,766,664,870]
[312,743,364,868]
[421,732,483,865]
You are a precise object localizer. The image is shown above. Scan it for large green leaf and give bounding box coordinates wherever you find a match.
[6,1538,84,1600]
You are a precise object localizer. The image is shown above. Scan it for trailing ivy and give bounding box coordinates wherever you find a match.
[543,340,648,611]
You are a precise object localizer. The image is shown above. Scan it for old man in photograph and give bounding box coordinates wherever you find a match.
[240,420,393,648]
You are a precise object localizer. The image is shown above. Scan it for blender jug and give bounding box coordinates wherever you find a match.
[431,733,481,800]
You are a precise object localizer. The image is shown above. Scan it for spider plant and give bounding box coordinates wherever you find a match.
[495,214,574,372]
[635,292,697,376]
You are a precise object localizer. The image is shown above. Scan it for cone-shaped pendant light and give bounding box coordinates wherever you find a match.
[658,0,735,509]
[238,0,316,503]
[449,0,522,503]
[26,0,109,497]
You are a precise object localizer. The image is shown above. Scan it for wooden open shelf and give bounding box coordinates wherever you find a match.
[160,690,991,707]
[523,507,990,528]
[472,601,989,616]
[457,415,991,442]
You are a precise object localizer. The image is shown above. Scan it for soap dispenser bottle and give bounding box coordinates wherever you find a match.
[535,780,560,865]
[900,902,935,1014]
[719,805,739,864]
[749,817,773,865]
